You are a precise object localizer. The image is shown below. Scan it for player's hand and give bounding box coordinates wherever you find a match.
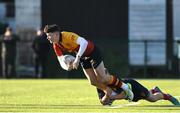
[67,60,74,71]
[73,55,81,69]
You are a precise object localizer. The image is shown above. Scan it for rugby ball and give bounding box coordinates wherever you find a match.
[60,54,75,71]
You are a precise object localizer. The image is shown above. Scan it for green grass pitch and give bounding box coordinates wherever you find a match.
[0,79,180,113]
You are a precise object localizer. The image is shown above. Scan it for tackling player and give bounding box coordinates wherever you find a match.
[43,24,134,101]
[99,79,180,106]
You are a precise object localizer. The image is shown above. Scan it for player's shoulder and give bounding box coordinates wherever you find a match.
[61,31,79,41]
[61,31,78,36]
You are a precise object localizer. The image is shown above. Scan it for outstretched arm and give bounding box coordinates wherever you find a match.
[53,44,70,70]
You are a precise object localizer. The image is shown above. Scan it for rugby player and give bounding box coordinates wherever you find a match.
[43,24,134,101]
[99,79,180,106]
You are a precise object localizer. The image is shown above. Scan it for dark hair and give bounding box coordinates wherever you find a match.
[44,24,60,33]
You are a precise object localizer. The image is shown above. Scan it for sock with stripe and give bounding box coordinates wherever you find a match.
[108,75,128,90]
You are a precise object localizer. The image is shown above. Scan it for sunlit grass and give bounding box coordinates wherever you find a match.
[0,79,180,112]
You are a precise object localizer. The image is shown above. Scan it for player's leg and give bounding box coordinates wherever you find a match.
[82,68,114,105]
[148,87,180,105]
[81,57,116,105]
[80,53,114,97]
[82,68,107,90]
[126,79,178,104]
[94,61,134,101]
[122,79,151,102]
[108,91,126,100]
[146,91,164,102]
[85,45,133,100]
[83,68,115,100]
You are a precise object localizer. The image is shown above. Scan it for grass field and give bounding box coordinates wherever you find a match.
[0,79,180,113]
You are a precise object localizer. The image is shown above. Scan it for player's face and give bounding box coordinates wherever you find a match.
[46,32,59,43]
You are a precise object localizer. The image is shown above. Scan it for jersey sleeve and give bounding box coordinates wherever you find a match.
[76,36,88,57]
[53,44,63,56]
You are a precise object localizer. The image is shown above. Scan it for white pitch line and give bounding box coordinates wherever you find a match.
[0,111,179,113]
[107,102,141,108]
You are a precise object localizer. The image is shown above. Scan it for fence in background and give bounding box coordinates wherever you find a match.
[0,39,180,78]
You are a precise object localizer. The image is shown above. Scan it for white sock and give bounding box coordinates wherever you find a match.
[121,83,129,91]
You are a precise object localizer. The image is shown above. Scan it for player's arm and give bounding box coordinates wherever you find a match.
[53,44,70,71]
[110,91,127,100]
[76,36,88,57]
[73,36,88,69]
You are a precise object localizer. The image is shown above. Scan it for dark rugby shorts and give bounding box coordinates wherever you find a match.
[123,79,150,102]
[80,46,103,69]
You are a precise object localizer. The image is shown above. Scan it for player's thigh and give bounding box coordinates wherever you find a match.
[83,68,99,86]
[94,61,111,83]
